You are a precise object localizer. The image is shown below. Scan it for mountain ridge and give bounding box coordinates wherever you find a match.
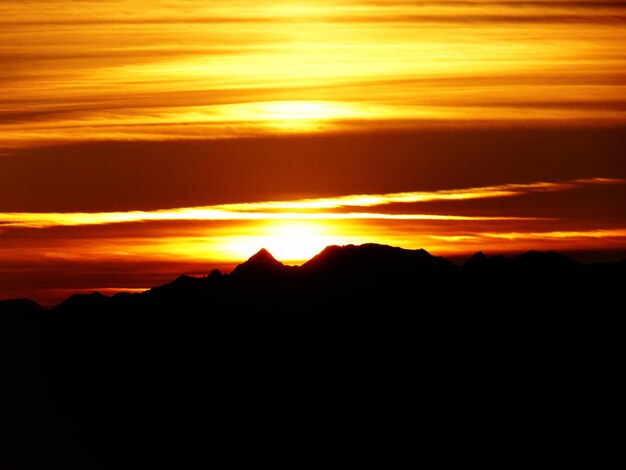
[2,243,622,310]
[1,242,622,467]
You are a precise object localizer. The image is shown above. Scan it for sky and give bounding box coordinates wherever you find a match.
[1,0,626,304]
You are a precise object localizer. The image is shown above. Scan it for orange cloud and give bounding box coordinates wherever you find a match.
[0,177,621,229]
[2,1,625,148]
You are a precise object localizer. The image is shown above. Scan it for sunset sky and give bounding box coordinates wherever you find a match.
[1,0,625,304]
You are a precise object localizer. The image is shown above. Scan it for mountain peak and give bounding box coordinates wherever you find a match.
[231,248,284,278]
[249,248,278,262]
[464,251,488,268]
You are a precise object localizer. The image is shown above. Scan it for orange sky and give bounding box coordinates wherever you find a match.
[1,0,626,304]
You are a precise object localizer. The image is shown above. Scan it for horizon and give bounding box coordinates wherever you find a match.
[2,1,626,304]
[6,242,626,308]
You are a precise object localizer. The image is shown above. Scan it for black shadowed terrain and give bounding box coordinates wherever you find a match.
[1,244,623,468]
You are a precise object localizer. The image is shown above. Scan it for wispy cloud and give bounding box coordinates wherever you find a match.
[426,228,626,254]
[214,177,624,211]
[1,0,625,147]
[0,212,539,229]
[478,228,626,241]
[1,177,621,229]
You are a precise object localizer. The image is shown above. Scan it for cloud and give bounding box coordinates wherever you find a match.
[479,228,626,240]
[0,177,621,229]
[2,0,626,148]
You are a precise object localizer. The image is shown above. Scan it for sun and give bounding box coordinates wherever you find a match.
[254,100,356,131]
[260,101,343,121]
[222,221,353,263]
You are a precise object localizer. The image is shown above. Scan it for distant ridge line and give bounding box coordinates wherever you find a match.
[1,243,624,310]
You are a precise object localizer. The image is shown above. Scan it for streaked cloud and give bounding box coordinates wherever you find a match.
[0,177,621,229]
[0,211,537,229]
[478,228,626,240]
[424,228,626,256]
[215,178,623,211]
[1,0,625,147]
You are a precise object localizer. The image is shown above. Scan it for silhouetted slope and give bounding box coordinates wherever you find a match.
[463,249,581,275]
[231,247,285,278]
[1,244,623,468]
[463,250,487,268]
[303,243,453,278]
[0,298,44,314]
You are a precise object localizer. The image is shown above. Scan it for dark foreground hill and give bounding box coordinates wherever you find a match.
[1,244,624,468]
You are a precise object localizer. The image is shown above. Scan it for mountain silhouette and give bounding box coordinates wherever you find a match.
[463,250,488,268]
[1,243,623,468]
[302,243,453,277]
[0,298,44,314]
[231,247,286,278]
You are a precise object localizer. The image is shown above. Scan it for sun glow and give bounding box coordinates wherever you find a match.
[259,101,345,121]
[221,222,358,262]
[252,101,355,131]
